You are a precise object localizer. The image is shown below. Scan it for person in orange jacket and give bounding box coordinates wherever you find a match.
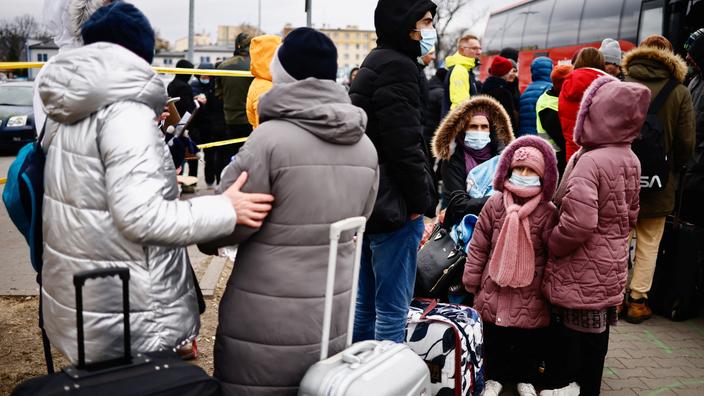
[246,35,282,128]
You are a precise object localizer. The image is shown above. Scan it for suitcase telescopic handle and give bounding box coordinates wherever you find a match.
[73,268,131,369]
[320,217,367,361]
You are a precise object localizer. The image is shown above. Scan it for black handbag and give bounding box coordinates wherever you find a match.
[415,223,467,298]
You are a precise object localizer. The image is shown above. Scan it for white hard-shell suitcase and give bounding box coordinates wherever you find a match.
[298,217,432,396]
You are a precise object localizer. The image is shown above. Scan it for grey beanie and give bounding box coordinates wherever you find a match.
[599,38,622,66]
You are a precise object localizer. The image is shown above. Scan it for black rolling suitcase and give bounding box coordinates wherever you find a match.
[12,268,219,396]
[650,182,704,321]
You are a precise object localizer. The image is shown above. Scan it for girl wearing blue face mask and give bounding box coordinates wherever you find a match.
[432,95,515,226]
[463,136,559,396]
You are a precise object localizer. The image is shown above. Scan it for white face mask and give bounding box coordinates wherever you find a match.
[509,171,541,187]
[464,131,491,150]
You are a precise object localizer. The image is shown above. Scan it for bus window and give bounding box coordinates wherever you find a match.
[522,0,556,50]
[484,12,509,53]
[501,5,531,50]
[638,0,665,42]
[619,0,641,43]
[579,0,623,43]
[547,0,585,48]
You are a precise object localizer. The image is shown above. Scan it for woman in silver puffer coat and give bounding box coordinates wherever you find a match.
[38,2,273,365]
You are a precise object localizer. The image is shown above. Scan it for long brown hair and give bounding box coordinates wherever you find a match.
[573,47,605,70]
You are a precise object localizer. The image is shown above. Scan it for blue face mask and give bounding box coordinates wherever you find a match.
[509,171,541,188]
[417,28,437,56]
[199,78,210,85]
[464,131,491,150]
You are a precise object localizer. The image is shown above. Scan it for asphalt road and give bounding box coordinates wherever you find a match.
[0,154,38,295]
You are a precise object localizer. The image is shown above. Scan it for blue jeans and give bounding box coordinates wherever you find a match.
[353,217,424,343]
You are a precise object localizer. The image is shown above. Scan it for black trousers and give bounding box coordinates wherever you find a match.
[547,320,610,396]
[483,322,549,386]
[198,128,221,185]
[216,124,252,182]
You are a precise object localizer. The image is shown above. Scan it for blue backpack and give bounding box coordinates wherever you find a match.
[2,122,47,272]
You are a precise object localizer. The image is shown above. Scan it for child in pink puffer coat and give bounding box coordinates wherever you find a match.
[541,76,650,396]
[463,135,559,396]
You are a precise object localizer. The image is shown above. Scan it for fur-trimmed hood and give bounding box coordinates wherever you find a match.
[574,75,651,148]
[69,0,104,41]
[623,45,689,83]
[493,136,558,202]
[432,95,515,160]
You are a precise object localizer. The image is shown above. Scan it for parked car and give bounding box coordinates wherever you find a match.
[0,81,36,151]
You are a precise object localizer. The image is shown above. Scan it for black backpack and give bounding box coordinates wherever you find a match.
[632,79,678,192]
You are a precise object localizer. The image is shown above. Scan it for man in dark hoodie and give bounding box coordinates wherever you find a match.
[216,32,255,165]
[350,0,438,343]
[167,59,200,180]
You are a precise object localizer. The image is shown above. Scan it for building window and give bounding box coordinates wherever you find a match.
[345,32,350,38]
[356,44,360,49]
[36,53,48,62]
[344,54,349,60]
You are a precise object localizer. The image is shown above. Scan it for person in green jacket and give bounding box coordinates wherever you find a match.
[215,32,255,176]
[442,34,481,117]
[622,35,696,324]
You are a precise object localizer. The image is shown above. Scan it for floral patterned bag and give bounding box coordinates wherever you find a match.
[405,299,484,396]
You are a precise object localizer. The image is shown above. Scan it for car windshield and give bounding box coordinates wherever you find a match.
[0,86,33,106]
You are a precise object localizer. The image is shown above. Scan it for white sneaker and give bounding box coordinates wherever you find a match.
[539,382,580,396]
[482,380,503,396]
[517,383,538,396]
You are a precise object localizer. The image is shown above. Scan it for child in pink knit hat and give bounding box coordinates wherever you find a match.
[463,135,559,396]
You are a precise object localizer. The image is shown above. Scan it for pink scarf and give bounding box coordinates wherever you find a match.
[487,181,542,288]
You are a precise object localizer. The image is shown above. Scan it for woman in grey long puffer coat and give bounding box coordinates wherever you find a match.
[201,28,379,396]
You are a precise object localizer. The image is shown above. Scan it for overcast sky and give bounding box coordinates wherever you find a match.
[4,0,514,44]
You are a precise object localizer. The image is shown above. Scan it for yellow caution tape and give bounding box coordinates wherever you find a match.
[0,62,252,78]
[0,177,6,185]
[154,67,252,77]
[0,62,45,70]
[197,137,248,149]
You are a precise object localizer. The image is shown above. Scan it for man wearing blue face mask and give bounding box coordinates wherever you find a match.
[191,63,227,187]
[350,0,439,344]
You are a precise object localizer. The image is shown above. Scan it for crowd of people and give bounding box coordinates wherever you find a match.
[28,0,704,396]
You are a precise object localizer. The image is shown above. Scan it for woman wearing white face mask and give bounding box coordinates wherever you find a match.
[432,95,515,226]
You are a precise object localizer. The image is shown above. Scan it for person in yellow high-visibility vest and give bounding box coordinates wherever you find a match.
[442,34,481,117]
[536,64,573,176]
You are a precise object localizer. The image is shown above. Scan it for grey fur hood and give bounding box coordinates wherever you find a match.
[39,42,166,124]
[69,0,104,42]
[258,78,368,145]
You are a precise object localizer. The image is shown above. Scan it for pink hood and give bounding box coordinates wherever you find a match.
[493,135,558,203]
[574,75,652,148]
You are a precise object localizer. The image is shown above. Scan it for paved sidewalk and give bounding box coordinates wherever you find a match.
[599,315,704,395]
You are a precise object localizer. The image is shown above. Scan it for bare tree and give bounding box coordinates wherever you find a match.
[0,15,50,70]
[434,0,489,67]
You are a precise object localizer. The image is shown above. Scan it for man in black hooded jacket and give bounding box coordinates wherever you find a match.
[167,59,199,179]
[350,0,438,343]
